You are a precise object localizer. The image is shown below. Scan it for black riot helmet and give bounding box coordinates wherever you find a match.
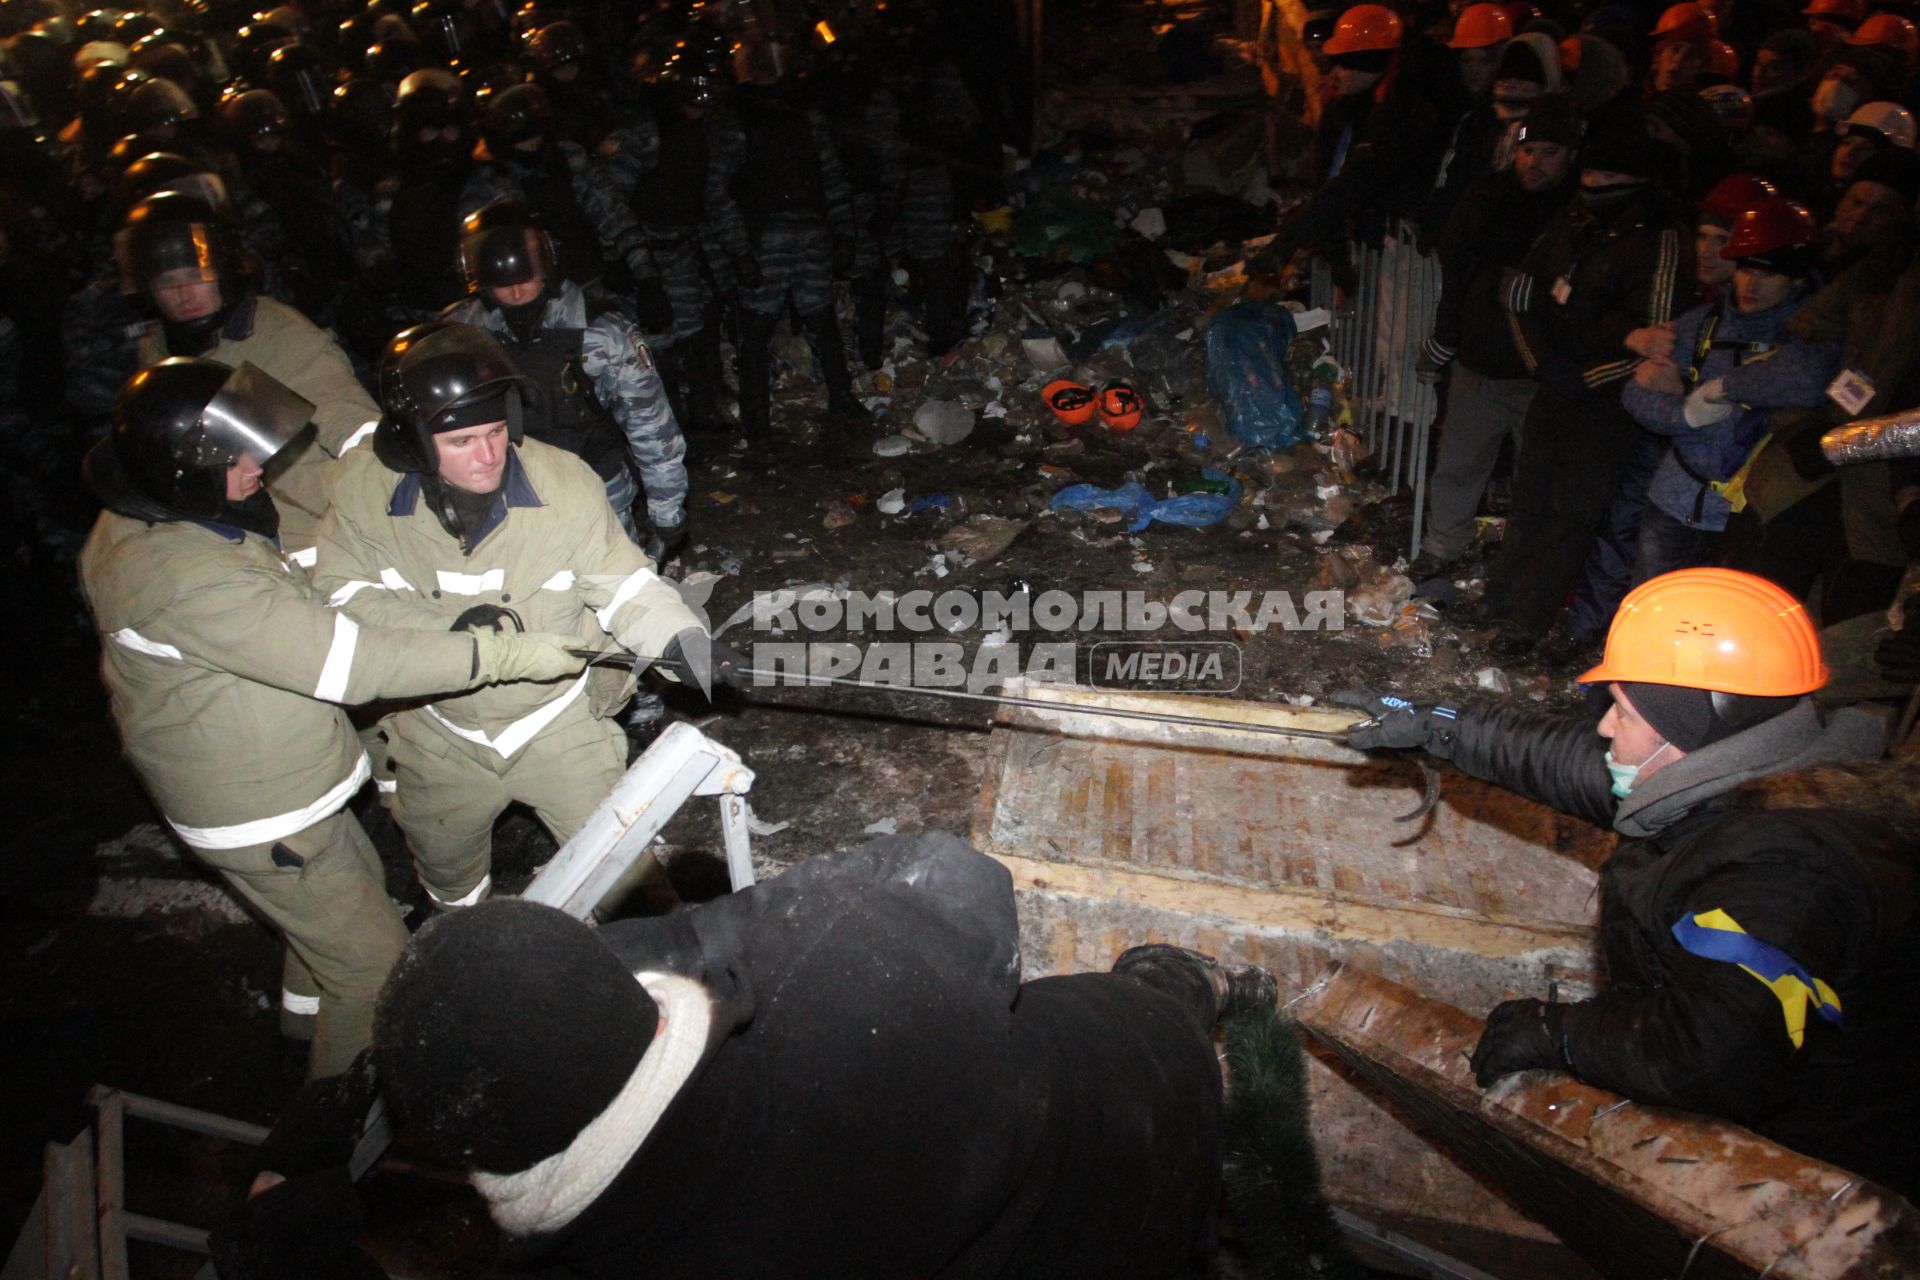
[113,189,245,333]
[111,148,228,216]
[121,74,199,134]
[267,40,336,116]
[393,63,464,126]
[219,86,289,149]
[0,0,60,39]
[0,72,37,130]
[476,79,547,150]
[459,196,556,292]
[76,61,144,138]
[325,72,392,150]
[83,358,314,522]
[374,320,527,473]
[525,18,584,72]
[362,32,423,83]
[409,0,474,63]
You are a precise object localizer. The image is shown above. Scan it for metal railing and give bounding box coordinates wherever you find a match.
[1309,219,1440,560]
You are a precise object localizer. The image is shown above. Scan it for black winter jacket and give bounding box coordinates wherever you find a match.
[1432,170,1570,379]
[1505,184,1692,404]
[1447,700,1919,1199]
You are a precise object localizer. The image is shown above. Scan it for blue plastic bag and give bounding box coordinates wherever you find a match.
[1204,301,1306,450]
[1049,468,1241,531]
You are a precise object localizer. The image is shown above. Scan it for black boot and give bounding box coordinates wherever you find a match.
[736,308,777,438]
[1112,943,1278,1025]
[800,307,869,429]
[652,341,696,433]
[853,268,889,370]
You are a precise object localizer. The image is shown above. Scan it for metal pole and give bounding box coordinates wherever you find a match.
[93,1094,126,1280]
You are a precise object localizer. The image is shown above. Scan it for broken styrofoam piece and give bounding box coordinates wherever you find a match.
[877,487,906,515]
[1129,206,1167,240]
[1476,667,1513,694]
[863,817,899,835]
[873,434,912,457]
[915,398,976,445]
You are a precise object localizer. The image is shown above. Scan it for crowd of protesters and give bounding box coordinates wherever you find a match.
[1273,0,1919,692]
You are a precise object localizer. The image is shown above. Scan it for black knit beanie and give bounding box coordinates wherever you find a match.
[373,899,660,1175]
[1580,117,1657,178]
[433,386,514,432]
[1621,681,1798,751]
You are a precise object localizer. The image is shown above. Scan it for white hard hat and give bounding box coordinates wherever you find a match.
[1842,101,1917,150]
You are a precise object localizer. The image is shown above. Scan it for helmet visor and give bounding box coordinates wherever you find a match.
[186,360,314,467]
[114,215,222,291]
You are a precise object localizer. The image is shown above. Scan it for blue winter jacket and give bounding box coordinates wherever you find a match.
[1620,289,1839,530]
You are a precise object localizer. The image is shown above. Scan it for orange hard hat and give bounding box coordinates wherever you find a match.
[1448,2,1513,48]
[1559,34,1582,69]
[1043,379,1096,426]
[1579,569,1828,696]
[1703,37,1740,76]
[1803,0,1866,21]
[1323,3,1404,55]
[1848,12,1919,58]
[1651,1,1716,41]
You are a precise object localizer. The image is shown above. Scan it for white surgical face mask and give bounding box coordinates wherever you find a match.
[1604,740,1673,799]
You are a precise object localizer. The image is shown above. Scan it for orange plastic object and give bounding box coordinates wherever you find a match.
[1578,569,1829,695]
[1323,3,1403,54]
[1448,3,1513,48]
[1651,1,1715,41]
[1848,12,1919,59]
[1043,379,1096,426]
[1098,384,1144,431]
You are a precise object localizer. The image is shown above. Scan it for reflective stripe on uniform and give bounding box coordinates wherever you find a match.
[541,568,577,591]
[437,568,506,596]
[168,753,371,851]
[313,612,361,703]
[424,671,592,759]
[286,546,319,568]
[327,567,416,607]
[424,873,491,908]
[111,627,184,661]
[593,567,661,630]
[1671,908,1844,1048]
[339,421,378,453]
[281,989,322,1016]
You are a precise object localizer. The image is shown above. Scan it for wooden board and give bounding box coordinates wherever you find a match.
[1293,966,1920,1279]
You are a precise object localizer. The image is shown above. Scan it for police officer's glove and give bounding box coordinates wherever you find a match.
[1469,998,1572,1087]
[633,276,675,333]
[1329,688,1463,758]
[471,630,591,685]
[831,235,856,274]
[660,627,753,698]
[1416,337,1455,385]
[1874,595,1920,682]
[1500,268,1536,315]
[449,603,523,634]
[1782,423,1837,481]
[645,517,688,564]
[209,1167,384,1280]
[733,252,764,289]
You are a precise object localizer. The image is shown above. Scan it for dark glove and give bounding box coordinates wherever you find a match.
[661,627,753,697]
[1469,998,1572,1087]
[645,517,688,564]
[1874,596,1920,682]
[209,1167,385,1280]
[633,276,675,334]
[449,604,524,634]
[1782,423,1838,481]
[831,235,856,274]
[1416,336,1455,385]
[1328,688,1463,758]
[733,252,763,289]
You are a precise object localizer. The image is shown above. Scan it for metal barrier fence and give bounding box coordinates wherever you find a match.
[1308,219,1440,560]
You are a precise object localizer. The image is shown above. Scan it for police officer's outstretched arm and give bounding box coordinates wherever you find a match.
[1332,690,1617,827]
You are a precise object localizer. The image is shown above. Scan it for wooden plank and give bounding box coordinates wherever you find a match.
[94,1093,126,1280]
[1292,966,1920,1279]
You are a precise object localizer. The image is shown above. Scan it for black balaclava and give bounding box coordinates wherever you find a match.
[216,486,281,539]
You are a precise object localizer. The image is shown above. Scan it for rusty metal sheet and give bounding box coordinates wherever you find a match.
[1293,965,1920,1279]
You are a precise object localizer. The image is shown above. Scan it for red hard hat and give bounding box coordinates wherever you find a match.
[1848,12,1919,59]
[1803,0,1866,21]
[1323,3,1404,55]
[1698,172,1777,222]
[1720,195,1820,261]
[1703,37,1740,77]
[1448,2,1513,48]
[1651,1,1716,41]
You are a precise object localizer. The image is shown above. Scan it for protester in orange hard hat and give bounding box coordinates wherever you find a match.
[1333,569,1916,1201]
[1256,1,1452,272]
[1846,11,1919,63]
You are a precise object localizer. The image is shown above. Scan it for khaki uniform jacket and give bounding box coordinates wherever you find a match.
[139,295,380,561]
[312,439,702,758]
[78,511,483,850]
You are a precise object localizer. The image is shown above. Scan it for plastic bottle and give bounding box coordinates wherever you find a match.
[1301,356,1344,438]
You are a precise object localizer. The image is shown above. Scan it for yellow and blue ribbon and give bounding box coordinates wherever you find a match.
[1671,909,1843,1049]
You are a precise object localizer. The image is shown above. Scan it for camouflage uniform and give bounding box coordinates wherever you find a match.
[442,279,687,536]
[893,62,983,357]
[822,71,905,369]
[459,136,646,295]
